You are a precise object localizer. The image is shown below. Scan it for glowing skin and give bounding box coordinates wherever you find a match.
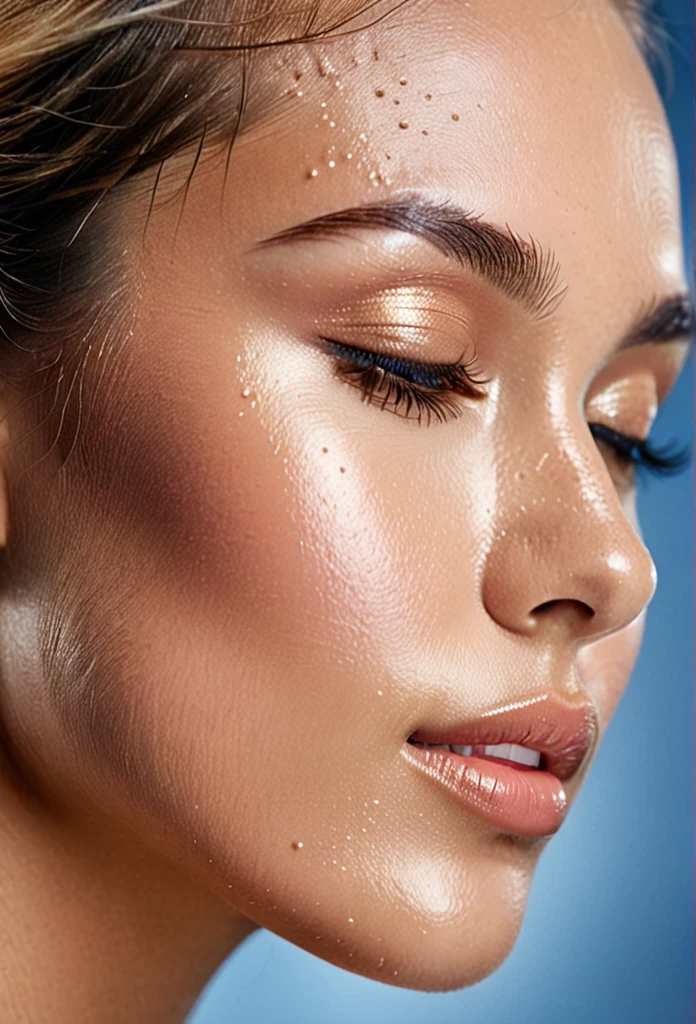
[0,1,690,1019]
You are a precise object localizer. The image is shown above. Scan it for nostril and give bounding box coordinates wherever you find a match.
[532,598,595,620]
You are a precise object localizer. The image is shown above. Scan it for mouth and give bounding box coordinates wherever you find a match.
[402,694,599,839]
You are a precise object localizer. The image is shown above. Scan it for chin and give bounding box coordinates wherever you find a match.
[249,835,539,994]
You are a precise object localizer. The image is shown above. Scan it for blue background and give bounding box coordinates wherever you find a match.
[187,3,694,1021]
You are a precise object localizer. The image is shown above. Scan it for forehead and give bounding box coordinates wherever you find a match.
[231,0,685,316]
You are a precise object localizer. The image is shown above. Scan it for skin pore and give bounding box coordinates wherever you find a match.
[0,0,691,1020]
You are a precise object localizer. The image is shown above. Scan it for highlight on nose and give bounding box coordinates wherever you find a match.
[481,512,658,645]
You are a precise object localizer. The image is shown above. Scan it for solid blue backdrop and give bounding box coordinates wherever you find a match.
[187,3,694,1021]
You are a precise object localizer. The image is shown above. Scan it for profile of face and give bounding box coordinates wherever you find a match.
[0,0,690,1000]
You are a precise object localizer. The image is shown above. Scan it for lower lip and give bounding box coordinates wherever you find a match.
[402,744,569,838]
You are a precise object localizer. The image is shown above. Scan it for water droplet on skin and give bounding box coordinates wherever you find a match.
[399,76,408,85]
[359,132,368,142]
[346,152,353,159]
[328,160,335,168]
[322,113,329,120]
[375,88,384,97]
[451,112,460,121]
[399,120,409,129]
[321,101,327,108]
[308,168,318,178]
[348,917,354,924]
[242,387,251,397]
[329,121,336,127]
[238,411,244,417]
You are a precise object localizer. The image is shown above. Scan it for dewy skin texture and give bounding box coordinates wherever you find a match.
[0,0,691,1019]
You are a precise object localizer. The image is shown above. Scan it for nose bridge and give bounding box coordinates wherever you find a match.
[481,413,657,643]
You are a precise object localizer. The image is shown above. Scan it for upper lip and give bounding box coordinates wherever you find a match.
[408,693,600,783]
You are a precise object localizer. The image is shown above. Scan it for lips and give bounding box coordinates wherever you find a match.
[408,694,598,782]
[402,693,600,838]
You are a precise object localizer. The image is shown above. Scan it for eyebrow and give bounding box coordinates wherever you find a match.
[255,194,693,347]
[255,194,566,321]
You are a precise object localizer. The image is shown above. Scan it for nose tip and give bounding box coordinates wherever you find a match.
[481,509,658,645]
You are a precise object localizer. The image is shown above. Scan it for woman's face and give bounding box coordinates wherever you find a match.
[3,0,690,991]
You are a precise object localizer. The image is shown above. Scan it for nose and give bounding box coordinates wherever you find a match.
[480,441,657,646]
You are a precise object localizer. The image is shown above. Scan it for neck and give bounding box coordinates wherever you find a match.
[0,761,257,1023]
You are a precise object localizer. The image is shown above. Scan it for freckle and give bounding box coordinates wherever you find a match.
[291,840,304,850]
[385,153,391,159]
[339,466,345,473]
[294,70,302,81]
[421,129,428,135]
[398,120,409,129]
[451,112,460,121]
[373,48,379,60]
[393,98,400,105]
[322,446,328,453]
[399,77,408,85]
[375,88,384,97]
[425,93,432,100]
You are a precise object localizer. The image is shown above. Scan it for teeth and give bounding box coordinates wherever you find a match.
[414,740,542,768]
[449,742,541,768]
[483,742,541,768]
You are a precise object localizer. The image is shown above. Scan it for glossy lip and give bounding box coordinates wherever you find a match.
[401,693,600,838]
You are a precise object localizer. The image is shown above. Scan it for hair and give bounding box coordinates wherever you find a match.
[0,0,660,381]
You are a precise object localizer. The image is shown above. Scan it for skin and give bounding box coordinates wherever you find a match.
[0,0,691,1019]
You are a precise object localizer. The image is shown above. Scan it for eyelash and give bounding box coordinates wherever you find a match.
[322,338,489,427]
[323,339,691,477]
